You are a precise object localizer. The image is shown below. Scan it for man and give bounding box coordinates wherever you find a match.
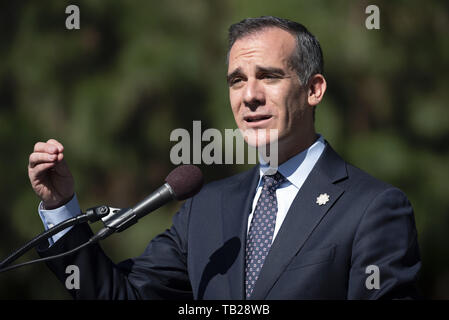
[28,16,421,299]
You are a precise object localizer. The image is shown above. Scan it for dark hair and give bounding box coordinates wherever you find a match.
[227,16,324,85]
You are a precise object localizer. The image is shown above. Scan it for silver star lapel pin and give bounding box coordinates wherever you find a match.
[316,193,330,206]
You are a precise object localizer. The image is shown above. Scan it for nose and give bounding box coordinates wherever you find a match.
[243,78,265,111]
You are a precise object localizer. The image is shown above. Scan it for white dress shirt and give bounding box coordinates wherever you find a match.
[248,135,326,242]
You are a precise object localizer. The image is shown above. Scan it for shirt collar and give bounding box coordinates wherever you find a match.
[258,134,326,189]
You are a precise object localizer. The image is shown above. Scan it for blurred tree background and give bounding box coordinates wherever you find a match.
[0,0,448,299]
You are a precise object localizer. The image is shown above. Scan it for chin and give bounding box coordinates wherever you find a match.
[240,128,279,148]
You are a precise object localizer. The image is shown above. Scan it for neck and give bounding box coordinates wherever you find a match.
[276,131,318,166]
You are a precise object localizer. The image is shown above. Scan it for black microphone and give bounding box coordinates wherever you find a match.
[91,164,203,241]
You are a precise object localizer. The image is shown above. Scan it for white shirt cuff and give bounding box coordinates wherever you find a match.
[38,194,81,246]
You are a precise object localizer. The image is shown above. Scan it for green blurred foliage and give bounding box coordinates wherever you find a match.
[0,0,448,299]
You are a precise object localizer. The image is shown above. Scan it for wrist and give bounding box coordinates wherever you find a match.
[42,194,74,210]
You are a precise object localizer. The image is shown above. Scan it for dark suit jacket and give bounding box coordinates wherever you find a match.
[37,143,421,299]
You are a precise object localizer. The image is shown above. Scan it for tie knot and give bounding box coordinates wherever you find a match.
[262,172,285,190]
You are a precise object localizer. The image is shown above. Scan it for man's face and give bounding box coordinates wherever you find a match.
[227,27,313,149]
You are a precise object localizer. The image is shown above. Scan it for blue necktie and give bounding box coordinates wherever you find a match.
[245,172,285,298]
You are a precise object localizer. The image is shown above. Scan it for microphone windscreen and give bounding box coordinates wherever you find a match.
[165,165,204,200]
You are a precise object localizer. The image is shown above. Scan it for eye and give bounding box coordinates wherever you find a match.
[229,77,244,87]
[260,73,281,81]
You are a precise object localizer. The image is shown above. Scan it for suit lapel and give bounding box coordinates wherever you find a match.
[221,166,260,300]
[250,144,348,300]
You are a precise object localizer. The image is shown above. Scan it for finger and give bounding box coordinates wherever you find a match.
[29,152,58,168]
[46,139,64,153]
[33,142,59,154]
[28,161,57,178]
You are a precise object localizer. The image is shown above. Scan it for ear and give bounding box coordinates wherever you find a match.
[307,74,326,106]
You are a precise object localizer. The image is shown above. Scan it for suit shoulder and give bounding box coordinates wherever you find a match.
[344,162,408,200]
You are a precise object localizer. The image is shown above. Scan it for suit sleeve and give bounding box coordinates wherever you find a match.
[36,199,194,300]
[347,188,421,299]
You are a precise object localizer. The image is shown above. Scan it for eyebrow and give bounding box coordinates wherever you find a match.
[256,66,286,76]
[227,65,286,84]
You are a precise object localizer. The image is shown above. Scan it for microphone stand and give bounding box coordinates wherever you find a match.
[0,205,121,270]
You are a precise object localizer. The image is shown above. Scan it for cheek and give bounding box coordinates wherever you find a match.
[229,90,240,114]
[285,87,305,118]
[267,87,290,122]
[268,85,304,134]
[229,92,245,126]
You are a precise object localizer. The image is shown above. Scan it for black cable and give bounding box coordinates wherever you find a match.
[0,238,96,274]
[0,205,110,269]
[0,213,89,269]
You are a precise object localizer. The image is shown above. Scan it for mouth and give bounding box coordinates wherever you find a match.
[243,114,273,124]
